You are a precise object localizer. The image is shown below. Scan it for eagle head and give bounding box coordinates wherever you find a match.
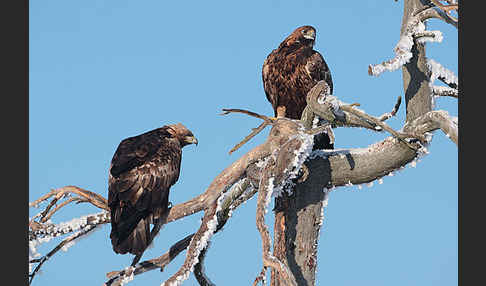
[167,123,198,147]
[285,25,316,48]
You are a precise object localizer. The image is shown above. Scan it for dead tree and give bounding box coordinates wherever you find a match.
[29,0,457,285]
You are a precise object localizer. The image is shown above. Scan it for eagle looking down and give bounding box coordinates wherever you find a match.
[108,123,197,255]
[262,25,334,149]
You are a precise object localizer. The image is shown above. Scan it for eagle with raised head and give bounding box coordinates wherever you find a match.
[262,25,334,149]
[108,123,197,255]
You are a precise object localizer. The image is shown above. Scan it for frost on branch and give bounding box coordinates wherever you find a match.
[368,19,423,76]
[368,6,449,77]
[29,185,111,285]
[426,58,459,100]
[431,85,458,98]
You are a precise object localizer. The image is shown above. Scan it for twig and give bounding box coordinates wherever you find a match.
[228,120,272,155]
[42,197,88,223]
[221,108,275,122]
[29,186,109,227]
[222,108,277,155]
[378,96,402,121]
[430,0,458,22]
[340,104,418,150]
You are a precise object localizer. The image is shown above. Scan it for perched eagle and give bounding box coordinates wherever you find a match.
[262,25,334,149]
[108,123,197,255]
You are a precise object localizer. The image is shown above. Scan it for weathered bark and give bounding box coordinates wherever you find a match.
[271,1,430,285]
[271,162,328,286]
[401,0,432,123]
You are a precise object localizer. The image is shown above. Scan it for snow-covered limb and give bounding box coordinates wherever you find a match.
[426,58,458,89]
[415,30,443,44]
[29,211,108,275]
[160,196,222,286]
[255,155,297,286]
[432,85,458,98]
[29,224,100,285]
[368,4,456,77]
[29,211,109,242]
[368,17,424,76]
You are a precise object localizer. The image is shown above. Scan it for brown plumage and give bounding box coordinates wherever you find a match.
[108,123,197,255]
[262,25,334,149]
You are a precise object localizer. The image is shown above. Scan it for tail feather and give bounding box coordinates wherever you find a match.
[111,215,151,255]
[109,190,170,255]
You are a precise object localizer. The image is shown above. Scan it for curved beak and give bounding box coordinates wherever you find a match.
[185,136,198,146]
[303,30,316,40]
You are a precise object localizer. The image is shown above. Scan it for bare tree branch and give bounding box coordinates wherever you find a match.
[426,58,458,89]
[404,110,458,145]
[105,234,194,286]
[378,96,402,121]
[429,0,458,23]
[431,86,458,98]
[29,224,100,285]
[193,242,216,286]
[255,155,297,286]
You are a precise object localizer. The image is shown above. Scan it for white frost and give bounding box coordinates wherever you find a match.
[274,132,314,198]
[162,193,226,286]
[426,58,458,87]
[119,266,135,286]
[416,30,443,44]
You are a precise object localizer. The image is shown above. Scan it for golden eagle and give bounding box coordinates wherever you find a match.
[262,25,334,149]
[108,123,197,255]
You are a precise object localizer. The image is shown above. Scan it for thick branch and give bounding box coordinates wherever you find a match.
[255,155,297,286]
[404,110,457,145]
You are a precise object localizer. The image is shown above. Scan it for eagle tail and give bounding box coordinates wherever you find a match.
[111,214,151,255]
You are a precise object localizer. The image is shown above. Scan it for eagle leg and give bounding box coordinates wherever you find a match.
[276,106,286,118]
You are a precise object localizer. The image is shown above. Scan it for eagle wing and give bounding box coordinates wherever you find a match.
[108,130,181,255]
[305,51,333,94]
[262,55,280,113]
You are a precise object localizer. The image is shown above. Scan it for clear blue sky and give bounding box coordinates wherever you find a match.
[29,1,457,285]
